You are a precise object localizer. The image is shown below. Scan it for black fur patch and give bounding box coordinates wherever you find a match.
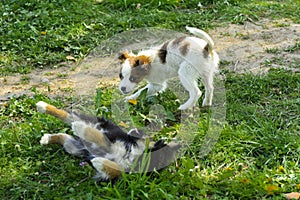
[179,42,190,56]
[119,71,124,80]
[203,43,209,58]
[158,41,169,64]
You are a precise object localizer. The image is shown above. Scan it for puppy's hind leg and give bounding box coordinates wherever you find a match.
[201,72,214,107]
[36,101,77,124]
[178,64,202,110]
[90,157,121,180]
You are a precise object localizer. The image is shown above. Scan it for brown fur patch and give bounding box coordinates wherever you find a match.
[158,41,169,64]
[172,36,186,46]
[133,55,151,67]
[102,160,121,178]
[118,51,133,63]
[179,42,190,56]
[203,44,209,58]
[45,104,69,121]
[127,55,151,83]
[84,127,110,150]
[46,133,70,145]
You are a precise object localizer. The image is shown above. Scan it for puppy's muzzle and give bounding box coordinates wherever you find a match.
[120,87,129,94]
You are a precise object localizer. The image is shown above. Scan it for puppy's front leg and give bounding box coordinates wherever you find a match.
[124,84,150,101]
[146,82,166,97]
[125,83,166,101]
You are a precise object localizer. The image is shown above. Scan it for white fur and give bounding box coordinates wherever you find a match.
[90,157,110,180]
[105,141,131,168]
[40,134,51,145]
[71,121,87,138]
[185,26,214,48]
[119,27,219,109]
[120,60,137,94]
[36,101,47,113]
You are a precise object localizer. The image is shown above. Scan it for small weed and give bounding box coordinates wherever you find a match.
[20,75,30,84]
[261,33,273,40]
[273,22,290,28]
[265,47,280,54]
[235,32,250,40]
[285,42,300,53]
[2,77,8,83]
[59,87,74,93]
[43,72,55,76]
[57,73,68,78]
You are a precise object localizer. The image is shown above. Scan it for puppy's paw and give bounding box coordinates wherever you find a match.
[36,101,48,113]
[178,104,192,110]
[40,134,51,145]
[124,95,135,102]
[90,157,105,169]
[72,121,87,138]
[202,101,212,107]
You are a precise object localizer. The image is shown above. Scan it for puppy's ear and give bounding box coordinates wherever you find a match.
[118,51,131,62]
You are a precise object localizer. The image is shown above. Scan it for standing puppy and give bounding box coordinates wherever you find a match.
[118,26,219,110]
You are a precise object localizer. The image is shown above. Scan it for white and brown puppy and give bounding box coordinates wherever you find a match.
[118,26,219,110]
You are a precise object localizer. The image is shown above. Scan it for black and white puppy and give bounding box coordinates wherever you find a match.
[37,101,180,181]
[118,26,219,110]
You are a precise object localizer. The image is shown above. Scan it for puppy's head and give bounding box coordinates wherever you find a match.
[118,51,151,94]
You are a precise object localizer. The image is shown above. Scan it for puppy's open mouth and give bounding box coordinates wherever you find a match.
[122,91,130,94]
[120,86,131,94]
[120,90,131,95]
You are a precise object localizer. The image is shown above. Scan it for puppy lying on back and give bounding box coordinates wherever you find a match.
[118,26,219,110]
[36,101,180,181]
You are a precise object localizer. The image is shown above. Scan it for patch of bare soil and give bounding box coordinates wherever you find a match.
[0,19,299,100]
[211,19,299,73]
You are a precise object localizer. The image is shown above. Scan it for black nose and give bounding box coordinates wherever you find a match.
[121,87,126,93]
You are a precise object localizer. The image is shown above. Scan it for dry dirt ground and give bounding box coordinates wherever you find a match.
[0,19,299,100]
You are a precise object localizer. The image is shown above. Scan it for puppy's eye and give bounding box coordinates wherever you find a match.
[119,73,124,80]
[129,76,136,82]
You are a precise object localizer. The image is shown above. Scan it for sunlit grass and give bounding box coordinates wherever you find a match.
[1,68,299,199]
[1,0,299,74]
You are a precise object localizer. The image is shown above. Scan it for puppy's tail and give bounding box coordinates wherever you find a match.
[36,101,77,124]
[186,26,215,53]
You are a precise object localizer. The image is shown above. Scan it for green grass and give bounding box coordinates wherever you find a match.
[1,68,299,199]
[1,0,299,74]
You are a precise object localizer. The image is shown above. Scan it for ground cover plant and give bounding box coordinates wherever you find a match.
[1,0,300,199]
